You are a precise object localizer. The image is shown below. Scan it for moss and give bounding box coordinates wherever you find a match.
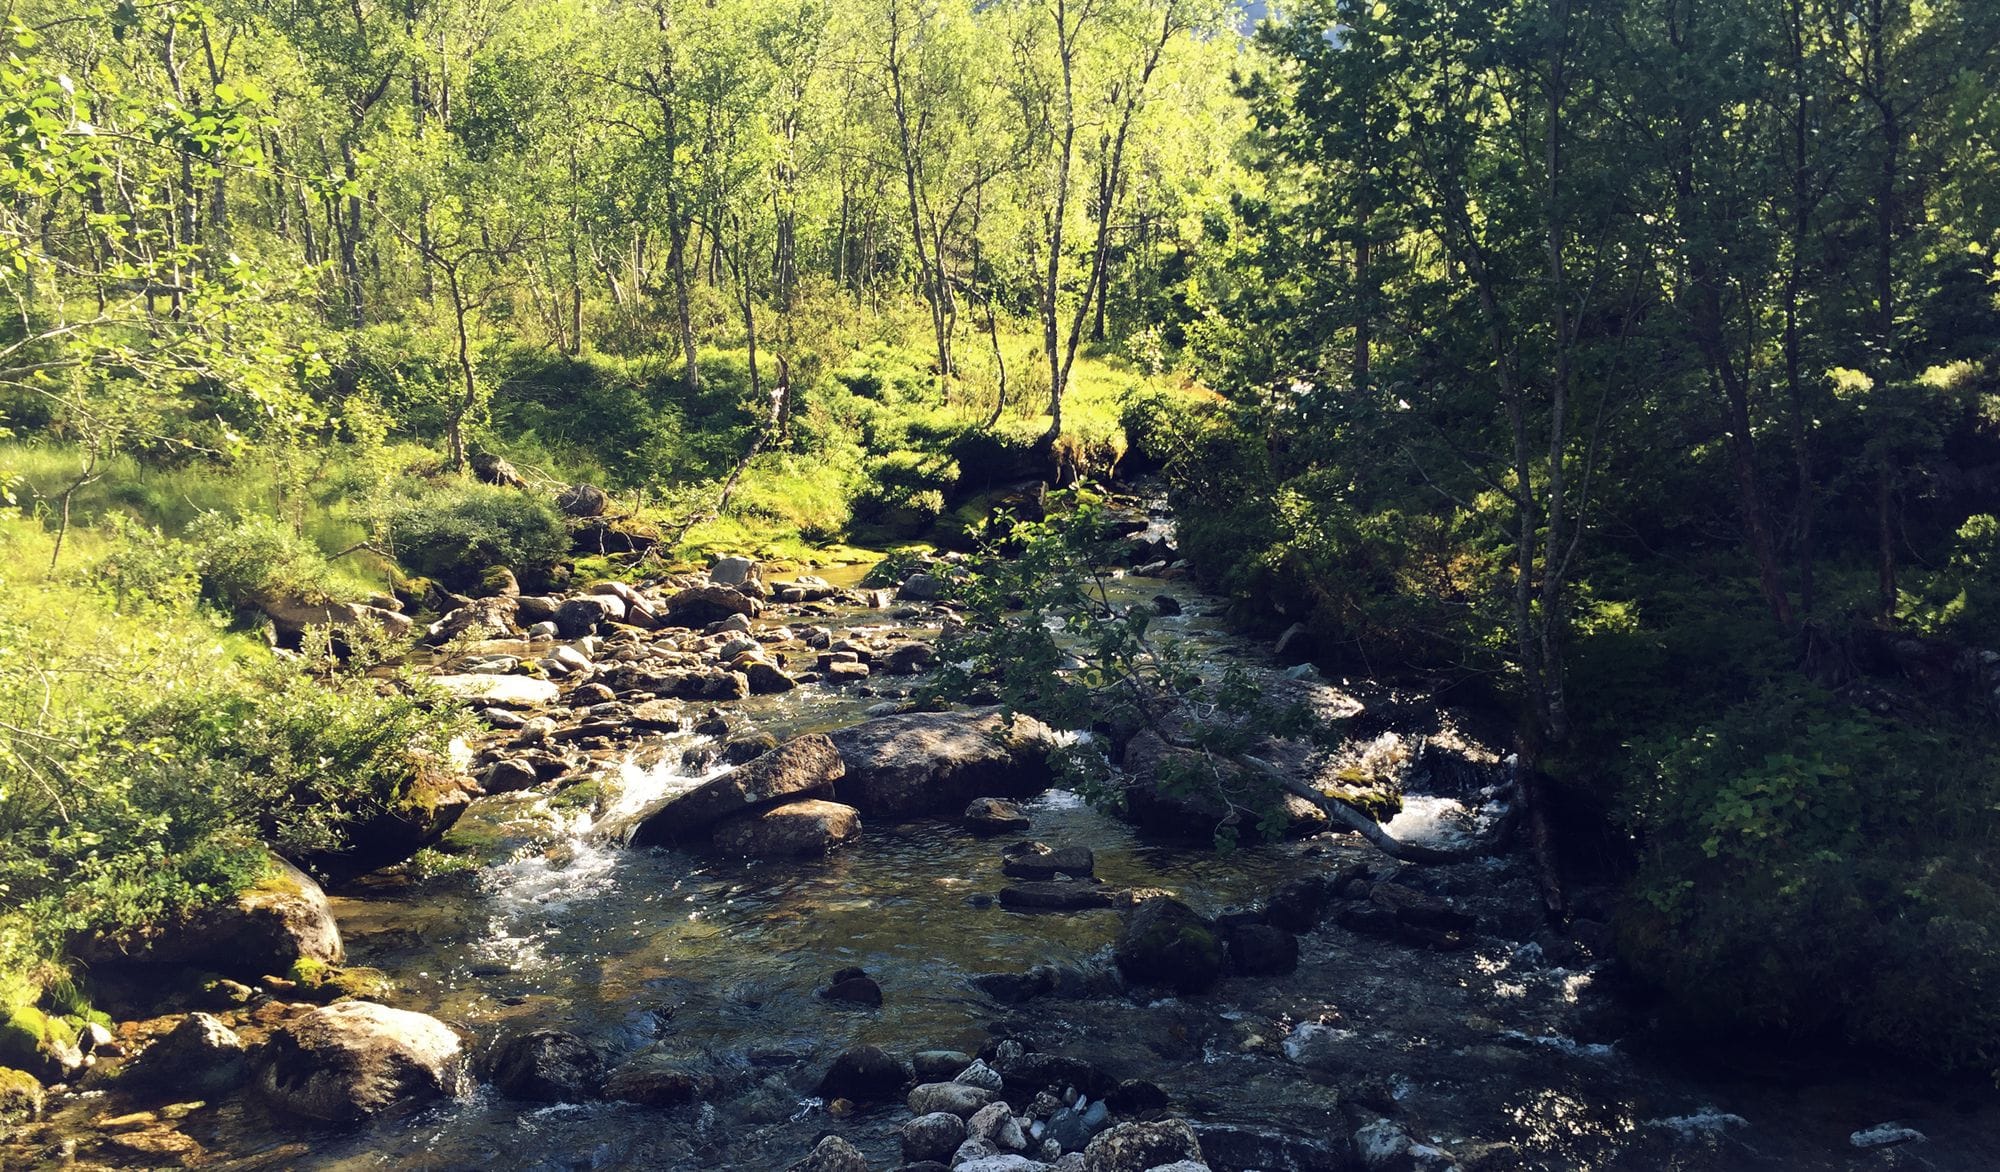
[0,1066,43,1122]
[0,1005,74,1073]
[548,778,602,814]
[1329,784,1403,823]
[288,960,394,1003]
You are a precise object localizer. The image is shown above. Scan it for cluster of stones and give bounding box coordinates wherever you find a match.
[428,554,973,849]
[799,1041,1216,1172]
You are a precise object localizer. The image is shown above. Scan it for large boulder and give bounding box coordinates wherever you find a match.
[260,595,414,641]
[74,855,342,978]
[628,735,845,846]
[664,584,762,626]
[709,556,759,587]
[829,708,1055,818]
[254,1001,467,1123]
[557,483,610,517]
[1114,897,1223,994]
[710,800,861,857]
[424,597,519,644]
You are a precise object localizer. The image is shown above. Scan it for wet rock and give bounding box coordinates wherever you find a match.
[913,1050,974,1081]
[825,660,871,683]
[1368,883,1476,933]
[999,881,1118,911]
[1336,904,1400,938]
[1263,876,1334,933]
[829,708,1056,818]
[628,700,685,732]
[121,1013,247,1096]
[722,732,779,763]
[898,572,945,601]
[1192,1122,1346,1172]
[908,1080,995,1117]
[991,1051,1109,1098]
[569,682,617,706]
[787,1134,870,1172]
[972,965,1058,1003]
[1153,594,1182,616]
[665,584,762,626]
[1114,897,1223,993]
[1120,731,1327,840]
[816,1044,906,1103]
[1045,1100,1110,1152]
[904,1110,969,1162]
[743,660,798,694]
[1001,842,1094,880]
[489,1028,603,1102]
[1352,1117,1456,1170]
[710,799,861,857]
[1105,1079,1169,1113]
[956,1153,1049,1172]
[254,1001,467,1123]
[1082,1119,1205,1171]
[817,968,883,1007]
[74,855,342,979]
[628,735,845,845]
[1225,924,1300,977]
[603,1057,707,1105]
[965,797,1033,834]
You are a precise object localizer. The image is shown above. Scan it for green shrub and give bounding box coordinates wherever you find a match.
[0,514,467,1003]
[186,511,348,608]
[1618,686,2000,1071]
[386,480,568,587]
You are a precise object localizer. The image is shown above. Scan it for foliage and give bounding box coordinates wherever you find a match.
[186,512,350,609]
[1619,687,2000,1070]
[926,490,1325,847]
[0,515,465,1003]
[384,480,569,588]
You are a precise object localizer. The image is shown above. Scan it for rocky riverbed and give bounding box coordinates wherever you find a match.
[10,508,2000,1171]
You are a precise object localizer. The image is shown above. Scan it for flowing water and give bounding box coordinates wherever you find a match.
[42,556,2000,1170]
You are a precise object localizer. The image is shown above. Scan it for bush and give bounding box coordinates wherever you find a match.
[1617,686,2000,1071]
[386,480,568,587]
[0,513,467,1001]
[186,511,348,608]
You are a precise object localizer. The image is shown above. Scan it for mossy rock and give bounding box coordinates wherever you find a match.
[0,1006,80,1083]
[1114,897,1224,993]
[1328,783,1403,823]
[0,1066,43,1122]
[288,962,395,1003]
